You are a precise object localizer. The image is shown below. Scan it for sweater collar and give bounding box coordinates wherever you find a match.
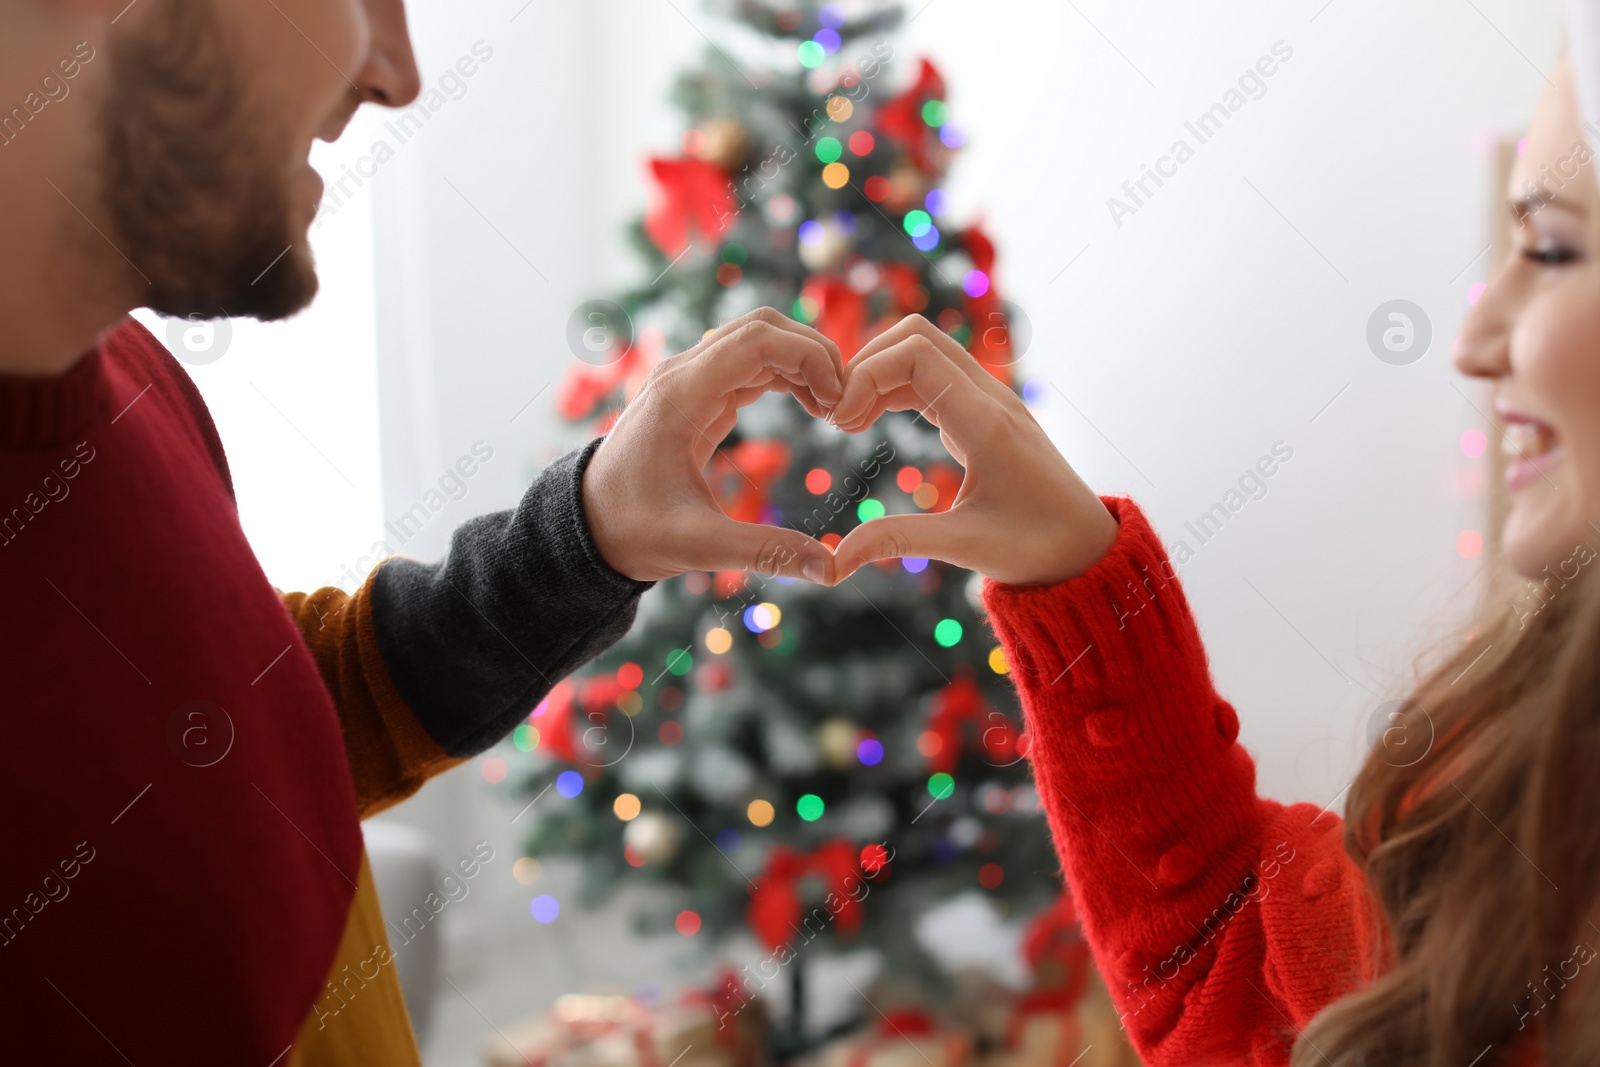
[0,343,110,451]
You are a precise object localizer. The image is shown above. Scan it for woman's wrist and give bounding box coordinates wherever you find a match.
[1017,494,1121,587]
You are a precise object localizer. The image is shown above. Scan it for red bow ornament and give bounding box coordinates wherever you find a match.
[925,671,1020,774]
[746,840,865,951]
[708,440,791,524]
[876,60,948,174]
[644,157,739,258]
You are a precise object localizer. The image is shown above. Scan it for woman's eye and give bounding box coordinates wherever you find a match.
[1522,244,1581,266]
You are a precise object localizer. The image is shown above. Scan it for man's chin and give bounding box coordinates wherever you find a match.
[245,244,320,322]
[146,246,320,324]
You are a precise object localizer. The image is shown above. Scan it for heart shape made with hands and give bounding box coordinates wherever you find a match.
[581,308,1118,591]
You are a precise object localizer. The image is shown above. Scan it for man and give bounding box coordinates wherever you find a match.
[0,0,841,1061]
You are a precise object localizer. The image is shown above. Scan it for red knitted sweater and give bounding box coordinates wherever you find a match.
[981,498,1538,1066]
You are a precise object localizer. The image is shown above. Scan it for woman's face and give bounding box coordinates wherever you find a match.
[1458,60,1600,579]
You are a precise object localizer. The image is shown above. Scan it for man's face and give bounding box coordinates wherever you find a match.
[99,0,417,321]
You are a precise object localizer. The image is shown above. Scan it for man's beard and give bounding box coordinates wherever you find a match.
[98,0,319,322]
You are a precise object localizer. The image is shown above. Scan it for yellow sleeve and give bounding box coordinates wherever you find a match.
[281,577,464,818]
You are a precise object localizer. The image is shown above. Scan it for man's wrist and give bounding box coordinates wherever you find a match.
[575,436,654,588]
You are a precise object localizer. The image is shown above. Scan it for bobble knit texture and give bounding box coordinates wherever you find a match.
[982,498,1382,1066]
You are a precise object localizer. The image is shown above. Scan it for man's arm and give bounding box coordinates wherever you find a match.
[283,439,651,816]
[284,308,849,815]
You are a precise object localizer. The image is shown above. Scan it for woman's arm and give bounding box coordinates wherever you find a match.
[984,498,1379,1063]
[831,317,1381,1065]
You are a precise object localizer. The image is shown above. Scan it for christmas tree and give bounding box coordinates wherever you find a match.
[512,0,1071,1043]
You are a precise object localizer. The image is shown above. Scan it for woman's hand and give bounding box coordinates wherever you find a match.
[829,315,1118,587]
[583,308,845,584]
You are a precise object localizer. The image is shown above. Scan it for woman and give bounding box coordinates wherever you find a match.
[825,57,1600,1066]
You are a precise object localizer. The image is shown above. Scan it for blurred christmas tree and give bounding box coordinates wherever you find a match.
[513,0,1068,1045]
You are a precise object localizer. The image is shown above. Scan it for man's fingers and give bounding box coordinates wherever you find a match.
[682,513,836,585]
[829,335,998,443]
[667,318,843,429]
[706,318,844,406]
[849,314,1013,404]
[684,308,845,398]
[832,512,978,582]
[687,308,844,373]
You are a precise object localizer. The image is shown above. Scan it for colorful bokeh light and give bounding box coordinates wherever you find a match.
[796,794,826,821]
[747,799,776,827]
[903,210,933,238]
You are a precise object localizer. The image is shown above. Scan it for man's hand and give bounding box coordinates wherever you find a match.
[829,315,1118,587]
[582,308,845,584]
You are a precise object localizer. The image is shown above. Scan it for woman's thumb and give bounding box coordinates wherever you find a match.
[833,513,964,582]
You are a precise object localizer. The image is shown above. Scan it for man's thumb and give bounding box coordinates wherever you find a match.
[695,515,837,585]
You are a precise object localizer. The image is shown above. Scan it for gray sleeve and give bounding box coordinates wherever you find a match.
[370,437,652,758]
